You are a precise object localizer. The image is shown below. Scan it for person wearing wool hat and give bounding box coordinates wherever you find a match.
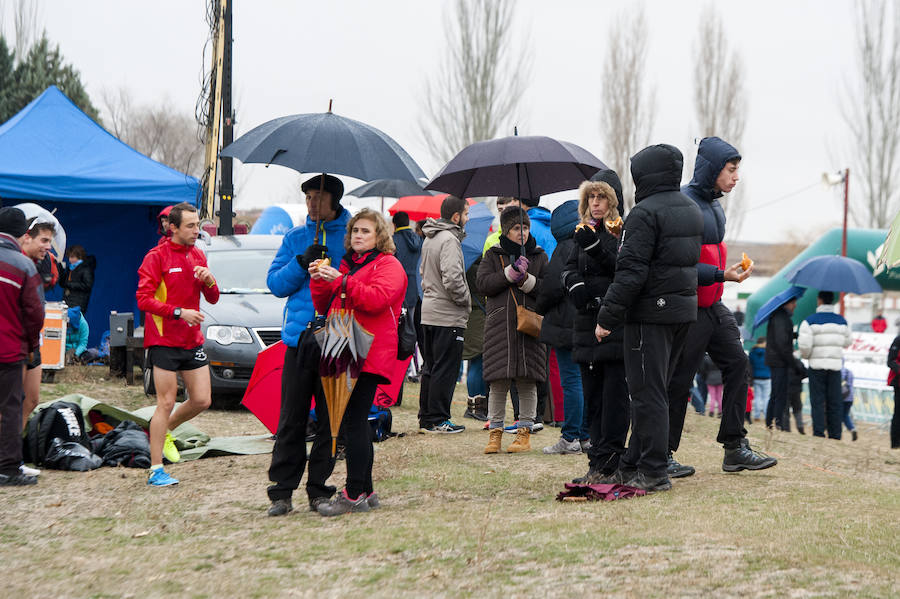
[263,173,350,514]
[477,205,549,454]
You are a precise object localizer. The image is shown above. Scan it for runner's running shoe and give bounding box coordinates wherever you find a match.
[163,432,180,463]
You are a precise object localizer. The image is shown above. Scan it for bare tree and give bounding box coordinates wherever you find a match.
[600,6,655,214]
[692,3,747,238]
[101,87,205,177]
[418,0,530,167]
[841,0,900,228]
[12,0,39,57]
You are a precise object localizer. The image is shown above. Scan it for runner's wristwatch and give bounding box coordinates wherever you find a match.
[173,308,182,320]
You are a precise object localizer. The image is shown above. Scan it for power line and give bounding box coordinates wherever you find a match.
[744,181,822,213]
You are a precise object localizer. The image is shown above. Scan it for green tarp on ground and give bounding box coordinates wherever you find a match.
[28,394,273,461]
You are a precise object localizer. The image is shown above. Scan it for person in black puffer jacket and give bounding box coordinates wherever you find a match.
[535,200,584,455]
[61,245,96,314]
[594,144,703,493]
[562,170,630,482]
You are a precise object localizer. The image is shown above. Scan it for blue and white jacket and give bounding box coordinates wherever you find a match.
[267,208,352,347]
[797,304,852,371]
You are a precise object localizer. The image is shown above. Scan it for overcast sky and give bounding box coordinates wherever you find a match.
[3,0,863,243]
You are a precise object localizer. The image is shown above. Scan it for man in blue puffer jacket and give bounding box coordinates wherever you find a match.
[265,174,351,517]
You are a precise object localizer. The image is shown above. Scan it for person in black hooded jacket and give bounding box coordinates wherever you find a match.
[61,245,96,314]
[593,144,703,493]
[535,199,584,454]
[561,170,630,482]
[666,137,775,478]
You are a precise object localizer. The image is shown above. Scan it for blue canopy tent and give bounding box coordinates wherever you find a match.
[0,86,200,345]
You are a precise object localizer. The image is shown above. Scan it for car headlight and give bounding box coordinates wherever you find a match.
[206,325,254,345]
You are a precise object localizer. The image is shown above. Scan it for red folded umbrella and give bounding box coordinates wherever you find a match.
[388,194,474,222]
[373,355,413,408]
[242,341,287,434]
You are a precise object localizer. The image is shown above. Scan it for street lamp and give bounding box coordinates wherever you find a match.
[822,168,850,314]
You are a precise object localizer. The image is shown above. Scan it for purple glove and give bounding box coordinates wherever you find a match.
[504,264,526,284]
[514,256,529,274]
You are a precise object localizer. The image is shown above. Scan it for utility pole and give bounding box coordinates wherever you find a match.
[218,0,234,235]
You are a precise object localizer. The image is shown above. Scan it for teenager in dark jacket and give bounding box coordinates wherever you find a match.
[665,137,772,478]
[593,144,703,493]
[562,173,629,481]
[478,207,548,454]
[61,245,96,314]
[535,200,584,454]
[766,298,798,431]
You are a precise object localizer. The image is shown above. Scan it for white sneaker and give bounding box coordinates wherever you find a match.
[20,464,41,476]
[542,436,582,455]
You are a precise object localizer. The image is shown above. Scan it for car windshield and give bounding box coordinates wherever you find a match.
[205,249,274,293]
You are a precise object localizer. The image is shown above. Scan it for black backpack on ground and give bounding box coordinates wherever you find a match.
[96,421,151,469]
[25,401,94,466]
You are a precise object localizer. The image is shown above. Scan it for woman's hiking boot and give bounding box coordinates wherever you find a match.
[507,428,531,453]
[464,395,489,421]
[484,428,503,454]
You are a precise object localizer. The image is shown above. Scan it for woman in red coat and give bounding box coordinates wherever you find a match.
[309,208,406,516]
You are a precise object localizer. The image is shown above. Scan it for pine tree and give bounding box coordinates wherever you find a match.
[0,33,99,124]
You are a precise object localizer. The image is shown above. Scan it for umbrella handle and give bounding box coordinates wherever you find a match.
[331,436,337,458]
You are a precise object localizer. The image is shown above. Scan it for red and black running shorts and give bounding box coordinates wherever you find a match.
[148,346,209,372]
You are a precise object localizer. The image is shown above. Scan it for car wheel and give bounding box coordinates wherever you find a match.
[211,392,245,410]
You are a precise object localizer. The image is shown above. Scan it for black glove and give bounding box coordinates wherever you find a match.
[567,281,590,310]
[297,244,329,270]
[573,225,601,252]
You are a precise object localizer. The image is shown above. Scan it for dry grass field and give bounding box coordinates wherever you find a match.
[2,365,898,598]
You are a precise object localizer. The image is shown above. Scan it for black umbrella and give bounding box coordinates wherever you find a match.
[220,108,426,183]
[424,135,607,199]
[347,178,435,199]
[220,104,426,242]
[426,134,607,256]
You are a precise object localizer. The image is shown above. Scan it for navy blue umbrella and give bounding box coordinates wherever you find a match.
[220,110,426,183]
[347,178,434,199]
[786,255,882,294]
[752,285,807,334]
[425,135,607,199]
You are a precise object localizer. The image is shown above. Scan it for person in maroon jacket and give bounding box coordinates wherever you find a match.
[0,207,45,486]
[136,203,219,487]
[309,208,406,516]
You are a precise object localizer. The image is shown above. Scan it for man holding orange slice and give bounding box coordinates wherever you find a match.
[665,137,776,477]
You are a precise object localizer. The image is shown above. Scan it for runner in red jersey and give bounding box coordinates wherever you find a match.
[136,202,219,486]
